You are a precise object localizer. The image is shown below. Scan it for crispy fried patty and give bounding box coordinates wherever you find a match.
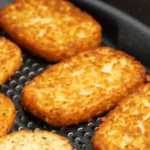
[0,94,16,137]
[0,0,102,62]
[0,130,73,150]
[0,37,22,85]
[21,47,146,126]
[93,83,150,150]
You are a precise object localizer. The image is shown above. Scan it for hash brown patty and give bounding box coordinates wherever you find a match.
[21,47,146,126]
[0,37,22,85]
[0,0,102,62]
[0,93,16,137]
[92,83,150,150]
[0,130,73,150]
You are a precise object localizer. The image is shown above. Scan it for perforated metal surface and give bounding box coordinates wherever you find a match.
[0,26,115,149]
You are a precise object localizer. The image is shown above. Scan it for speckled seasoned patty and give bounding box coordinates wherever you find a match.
[0,0,102,62]
[0,130,73,150]
[21,47,146,126]
[93,83,150,150]
[0,93,16,137]
[0,37,22,85]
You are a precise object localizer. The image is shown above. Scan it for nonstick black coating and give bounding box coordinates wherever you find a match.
[0,0,150,150]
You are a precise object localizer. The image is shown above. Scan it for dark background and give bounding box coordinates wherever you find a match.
[102,0,150,27]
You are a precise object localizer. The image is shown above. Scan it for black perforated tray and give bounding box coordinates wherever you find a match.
[0,0,150,150]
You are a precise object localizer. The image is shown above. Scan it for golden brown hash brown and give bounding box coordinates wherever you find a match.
[0,130,73,150]
[21,47,146,127]
[93,83,150,150]
[0,0,102,62]
[0,37,22,85]
[146,74,150,82]
[0,94,16,137]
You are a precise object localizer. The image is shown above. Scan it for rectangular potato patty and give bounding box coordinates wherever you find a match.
[93,83,150,150]
[0,130,73,150]
[21,47,146,126]
[0,0,102,62]
[0,93,16,137]
[0,37,22,85]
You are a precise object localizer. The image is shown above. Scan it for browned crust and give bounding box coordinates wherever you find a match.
[0,0,102,62]
[0,93,16,137]
[146,74,150,82]
[21,46,146,126]
[0,130,73,149]
[92,83,150,150]
[0,37,22,85]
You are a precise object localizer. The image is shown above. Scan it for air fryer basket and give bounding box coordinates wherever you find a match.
[0,0,150,149]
